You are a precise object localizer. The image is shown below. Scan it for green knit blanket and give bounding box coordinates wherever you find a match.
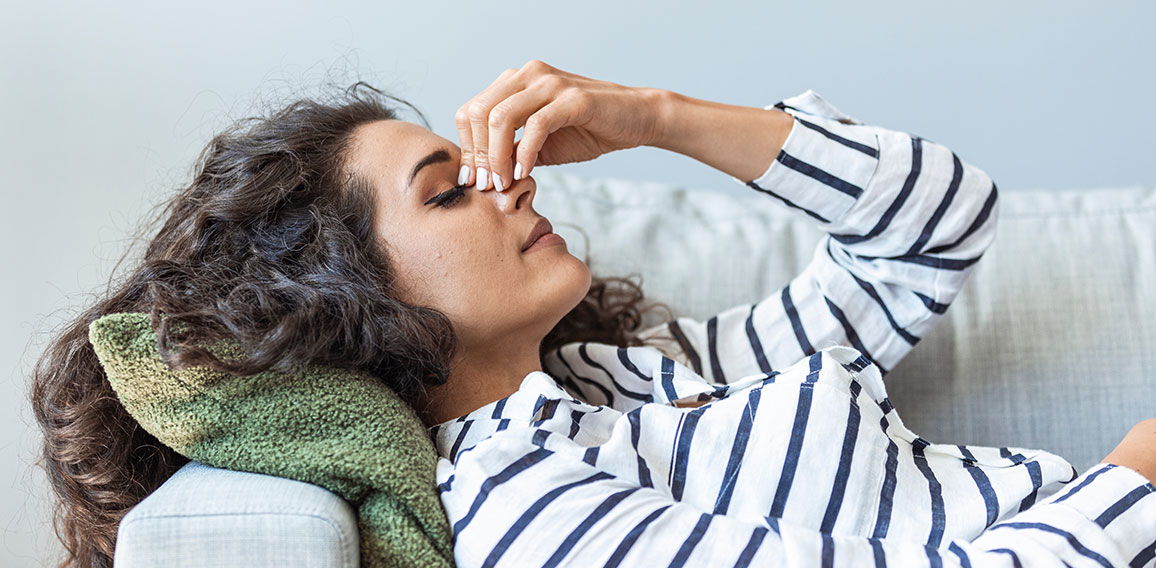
[89,312,454,567]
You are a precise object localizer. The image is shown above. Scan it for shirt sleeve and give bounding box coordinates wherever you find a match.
[440,435,1156,568]
[636,90,999,381]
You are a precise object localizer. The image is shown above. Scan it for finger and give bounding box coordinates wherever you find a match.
[467,68,521,190]
[487,88,554,190]
[454,104,476,187]
[515,96,579,179]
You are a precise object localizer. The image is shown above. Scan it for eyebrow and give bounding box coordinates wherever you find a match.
[407,148,453,188]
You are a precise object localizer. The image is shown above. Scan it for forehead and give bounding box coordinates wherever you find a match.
[348,119,459,197]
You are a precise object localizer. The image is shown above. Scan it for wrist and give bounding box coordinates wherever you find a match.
[641,87,678,149]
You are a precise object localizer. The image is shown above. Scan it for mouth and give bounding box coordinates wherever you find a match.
[521,217,554,253]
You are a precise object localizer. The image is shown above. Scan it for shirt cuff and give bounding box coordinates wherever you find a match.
[998,463,1156,565]
[731,91,881,228]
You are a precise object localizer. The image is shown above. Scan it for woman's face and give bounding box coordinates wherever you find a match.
[346,119,592,354]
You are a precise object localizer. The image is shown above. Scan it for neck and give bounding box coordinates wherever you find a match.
[416,338,544,427]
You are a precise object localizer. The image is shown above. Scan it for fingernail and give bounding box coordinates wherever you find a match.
[458,165,470,185]
[493,172,504,192]
[477,167,488,191]
[513,162,523,181]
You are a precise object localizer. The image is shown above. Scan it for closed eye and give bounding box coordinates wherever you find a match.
[424,184,470,208]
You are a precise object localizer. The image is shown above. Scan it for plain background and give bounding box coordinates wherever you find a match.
[3,1,1153,565]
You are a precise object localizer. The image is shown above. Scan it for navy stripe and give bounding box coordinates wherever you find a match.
[616,348,653,383]
[872,415,900,538]
[668,513,713,568]
[1095,485,1154,528]
[832,136,923,245]
[481,471,614,568]
[706,316,727,383]
[837,256,921,346]
[991,549,1023,568]
[913,290,949,314]
[927,546,943,568]
[582,446,599,466]
[531,429,551,448]
[855,251,982,271]
[958,445,1000,528]
[782,285,816,357]
[714,388,763,514]
[948,542,972,568]
[543,487,642,568]
[796,116,878,157]
[491,398,507,419]
[905,153,964,256]
[747,181,832,223]
[870,539,887,567]
[667,320,703,375]
[1132,540,1156,568]
[554,346,616,407]
[993,522,1113,567]
[925,181,999,255]
[438,474,455,493]
[660,357,679,404]
[1054,465,1116,504]
[627,408,654,487]
[449,420,474,462]
[821,532,835,568]
[770,353,822,517]
[820,385,862,532]
[671,406,708,500]
[911,438,947,547]
[453,448,553,536]
[579,343,653,402]
[823,295,884,373]
[1019,460,1042,512]
[568,409,583,439]
[733,526,769,568]
[602,505,672,568]
[533,399,560,425]
[744,305,774,374]
[777,149,865,198]
[496,418,510,431]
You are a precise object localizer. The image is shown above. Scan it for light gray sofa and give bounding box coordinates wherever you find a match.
[115,169,1156,566]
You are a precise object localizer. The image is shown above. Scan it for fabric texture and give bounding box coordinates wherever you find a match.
[89,312,453,568]
[116,460,360,567]
[431,91,1156,567]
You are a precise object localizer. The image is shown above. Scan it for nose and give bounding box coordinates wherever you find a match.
[490,176,536,214]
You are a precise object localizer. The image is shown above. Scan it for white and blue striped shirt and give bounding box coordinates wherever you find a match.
[431,91,1156,567]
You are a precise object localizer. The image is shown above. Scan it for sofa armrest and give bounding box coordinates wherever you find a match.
[115,461,359,567]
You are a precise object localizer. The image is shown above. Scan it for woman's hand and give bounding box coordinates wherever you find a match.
[1101,418,1156,486]
[455,60,666,191]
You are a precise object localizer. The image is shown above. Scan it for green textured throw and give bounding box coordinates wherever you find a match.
[89,312,454,568]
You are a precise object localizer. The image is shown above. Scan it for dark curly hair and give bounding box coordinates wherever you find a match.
[30,82,669,568]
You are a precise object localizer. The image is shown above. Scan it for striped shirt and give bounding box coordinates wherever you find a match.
[430,90,1156,567]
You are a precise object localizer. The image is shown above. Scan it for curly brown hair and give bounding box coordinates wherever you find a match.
[30,83,669,568]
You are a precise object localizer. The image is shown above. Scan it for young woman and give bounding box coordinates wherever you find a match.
[33,60,1155,567]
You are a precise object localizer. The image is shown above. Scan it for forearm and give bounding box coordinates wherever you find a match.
[648,89,795,183]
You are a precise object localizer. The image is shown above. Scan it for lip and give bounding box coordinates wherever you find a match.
[521,217,554,253]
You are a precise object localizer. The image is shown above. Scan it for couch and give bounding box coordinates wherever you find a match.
[114,168,1156,566]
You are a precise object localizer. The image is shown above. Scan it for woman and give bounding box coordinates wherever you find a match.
[33,60,1155,567]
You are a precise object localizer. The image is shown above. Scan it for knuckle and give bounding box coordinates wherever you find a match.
[532,73,563,91]
[467,101,489,124]
[522,59,549,73]
[454,105,471,124]
[488,103,512,129]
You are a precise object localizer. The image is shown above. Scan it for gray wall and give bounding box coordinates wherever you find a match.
[3,1,1152,565]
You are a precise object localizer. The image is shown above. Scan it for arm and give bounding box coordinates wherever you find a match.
[638,89,999,381]
[442,436,1156,567]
